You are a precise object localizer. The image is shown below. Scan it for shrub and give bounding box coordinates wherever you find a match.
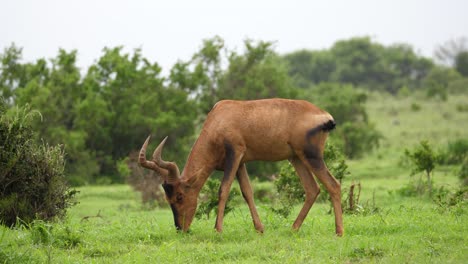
[0,103,76,226]
[272,142,350,217]
[195,178,240,220]
[335,122,382,159]
[459,158,468,186]
[403,140,439,195]
[124,152,165,207]
[440,138,468,165]
[308,83,382,158]
[433,186,467,214]
[411,103,421,111]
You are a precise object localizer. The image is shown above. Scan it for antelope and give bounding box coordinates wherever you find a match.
[139,98,344,236]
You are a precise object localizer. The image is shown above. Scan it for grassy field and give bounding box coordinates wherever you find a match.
[1,93,467,263]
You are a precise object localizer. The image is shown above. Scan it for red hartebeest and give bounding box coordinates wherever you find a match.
[139,98,344,236]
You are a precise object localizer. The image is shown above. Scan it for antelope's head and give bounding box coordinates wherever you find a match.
[138,136,197,232]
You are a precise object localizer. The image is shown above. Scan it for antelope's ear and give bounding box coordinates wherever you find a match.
[182,175,199,188]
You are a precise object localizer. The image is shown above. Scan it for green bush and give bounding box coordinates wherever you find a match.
[402,140,439,195]
[459,158,468,186]
[0,103,76,226]
[440,138,468,165]
[195,178,240,220]
[272,142,350,217]
[307,83,382,158]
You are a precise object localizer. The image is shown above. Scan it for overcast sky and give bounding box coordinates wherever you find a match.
[1,0,467,74]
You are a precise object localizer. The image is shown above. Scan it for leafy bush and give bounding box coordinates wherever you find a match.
[308,83,382,158]
[335,122,382,159]
[440,138,468,165]
[0,103,76,226]
[433,186,467,214]
[411,103,421,111]
[402,140,439,195]
[123,152,165,207]
[459,158,468,186]
[272,142,350,217]
[195,178,240,220]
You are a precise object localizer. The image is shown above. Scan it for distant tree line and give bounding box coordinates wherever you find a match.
[1,36,467,185]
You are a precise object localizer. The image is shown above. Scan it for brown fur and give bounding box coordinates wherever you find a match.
[139,98,344,236]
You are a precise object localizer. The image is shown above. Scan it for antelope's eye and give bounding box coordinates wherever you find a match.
[176,193,183,203]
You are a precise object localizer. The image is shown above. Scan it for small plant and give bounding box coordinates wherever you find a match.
[349,246,385,260]
[341,183,380,215]
[271,162,303,218]
[456,103,468,112]
[440,138,468,165]
[433,186,467,213]
[272,142,351,217]
[403,140,439,195]
[459,158,468,186]
[195,178,240,219]
[410,103,421,111]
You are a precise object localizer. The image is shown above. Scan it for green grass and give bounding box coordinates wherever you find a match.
[1,93,468,263]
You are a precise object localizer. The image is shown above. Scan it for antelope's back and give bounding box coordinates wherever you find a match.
[205,99,334,161]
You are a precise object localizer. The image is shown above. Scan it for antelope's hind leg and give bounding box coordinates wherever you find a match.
[237,163,264,233]
[290,157,321,230]
[300,141,344,236]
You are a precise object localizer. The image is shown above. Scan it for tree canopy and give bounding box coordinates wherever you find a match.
[1,36,465,184]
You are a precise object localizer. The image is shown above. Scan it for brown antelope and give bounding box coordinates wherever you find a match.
[139,98,344,236]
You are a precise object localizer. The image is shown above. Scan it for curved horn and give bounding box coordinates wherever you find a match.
[152,136,181,183]
[138,136,169,176]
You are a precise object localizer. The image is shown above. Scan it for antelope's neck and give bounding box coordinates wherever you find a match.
[180,135,218,193]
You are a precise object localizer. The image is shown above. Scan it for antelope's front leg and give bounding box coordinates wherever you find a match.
[214,143,244,232]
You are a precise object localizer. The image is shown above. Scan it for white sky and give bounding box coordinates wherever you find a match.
[1,0,467,74]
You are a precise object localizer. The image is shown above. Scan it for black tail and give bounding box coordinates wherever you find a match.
[322,119,336,132]
[306,119,336,139]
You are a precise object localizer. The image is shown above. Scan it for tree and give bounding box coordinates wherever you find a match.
[283,49,335,88]
[0,44,26,105]
[434,37,468,66]
[169,36,225,114]
[455,51,468,77]
[283,37,433,94]
[423,66,461,100]
[220,40,297,101]
[76,47,197,182]
[306,83,381,158]
[12,49,98,184]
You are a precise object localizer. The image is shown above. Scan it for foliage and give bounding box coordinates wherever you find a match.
[170,37,297,177]
[439,138,468,165]
[434,37,468,66]
[307,83,382,158]
[123,152,165,207]
[459,158,468,186]
[455,51,468,76]
[0,103,76,226]
[195,178,240,220]
[0,36,465,186]
[284,37,433,94]
[423,66,461,100]
[272,142,350,217]
[403,140,439,195]
[432,186,467,214]
[0,45,197,185]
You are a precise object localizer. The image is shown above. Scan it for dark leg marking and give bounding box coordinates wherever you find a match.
[219,141,235,196]
[303,144,324,169]
[223,141,235,178]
